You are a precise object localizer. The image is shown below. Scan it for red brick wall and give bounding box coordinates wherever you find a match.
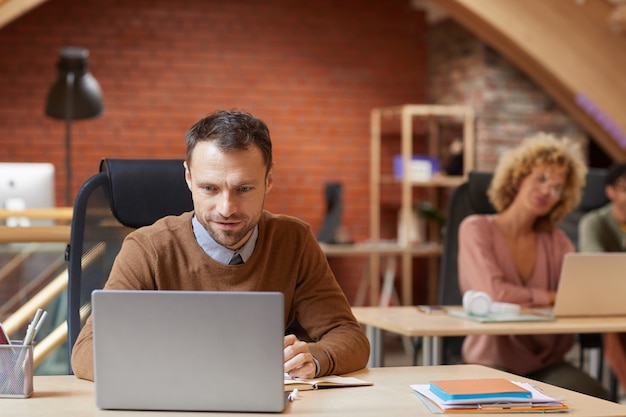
[0,0,428,302]
[428,20,589,169]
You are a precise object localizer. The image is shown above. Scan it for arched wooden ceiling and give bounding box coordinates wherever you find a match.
[0,0,46,29]
[434,0,626,161]
[2,0,625,160]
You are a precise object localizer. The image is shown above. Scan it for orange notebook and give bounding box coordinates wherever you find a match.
[429,378,532,401]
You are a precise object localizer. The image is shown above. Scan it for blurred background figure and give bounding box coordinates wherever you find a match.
[458,133,609,399]
[579,162,626,395]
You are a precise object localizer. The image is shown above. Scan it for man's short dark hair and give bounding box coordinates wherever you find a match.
[185,109,273,174]
[605,162,626,187]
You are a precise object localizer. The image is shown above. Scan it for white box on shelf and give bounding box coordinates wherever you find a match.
[393,155,440,181]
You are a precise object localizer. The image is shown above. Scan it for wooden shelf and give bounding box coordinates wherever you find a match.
[370,104,475,306]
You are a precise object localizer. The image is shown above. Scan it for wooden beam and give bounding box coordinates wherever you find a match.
[0,207,73,221]
[0,0,49,29]
[0,226,71,243]
[435,0,626,161]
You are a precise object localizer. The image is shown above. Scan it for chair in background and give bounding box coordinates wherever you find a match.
[316,182,343,244]
[558,168,609,250]
[66,159,193,373]
[437,171,495,365]
[559,168,617,400]
[436,168,616,399]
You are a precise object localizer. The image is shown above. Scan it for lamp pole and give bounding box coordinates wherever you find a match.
[65,72,74,207]
[45,46,104,208]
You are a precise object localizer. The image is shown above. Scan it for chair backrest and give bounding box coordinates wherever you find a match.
[557,168,608,249]
[316,182,343,243]
[438,171,495,308]
[436,171,495,365]
[436,168,608,364]
[66,158,193,373]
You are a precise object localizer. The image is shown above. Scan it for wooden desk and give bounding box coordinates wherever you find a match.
[352,306,626,367]
[319,242,441,306]
[7,365,626,416]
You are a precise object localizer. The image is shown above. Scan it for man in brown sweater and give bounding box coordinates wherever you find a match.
[71,109,370,381]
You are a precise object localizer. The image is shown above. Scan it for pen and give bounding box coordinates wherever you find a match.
[32,310,48,342]
[22,309,43,346]
[288,388,299,402]
[12,309,47,374]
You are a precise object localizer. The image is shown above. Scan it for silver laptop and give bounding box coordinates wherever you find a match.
[553,253,626,317]
[92,290,286,412]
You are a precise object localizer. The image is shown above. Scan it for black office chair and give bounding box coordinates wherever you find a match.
[562,168,619,401]
[316,182,344,244]
[544,169,612,394]
[553,168,617,401]
[437,171,495,365]
[555,168,608,250]
[66,158,193,373]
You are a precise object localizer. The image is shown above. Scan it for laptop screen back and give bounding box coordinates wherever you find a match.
[92,290,285,412]
[554,253,626,317]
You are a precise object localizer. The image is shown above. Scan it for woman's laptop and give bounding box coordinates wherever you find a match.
[552,253,626,317]
[91,290,286,412]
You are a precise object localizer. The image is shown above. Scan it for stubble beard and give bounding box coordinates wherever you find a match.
[202,215,257,249]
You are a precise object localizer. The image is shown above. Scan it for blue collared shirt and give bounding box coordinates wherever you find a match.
[191,215,258,264]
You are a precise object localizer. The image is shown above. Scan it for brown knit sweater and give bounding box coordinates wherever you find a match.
[71,211,369,381]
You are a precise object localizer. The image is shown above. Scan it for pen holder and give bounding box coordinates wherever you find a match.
[0,342,34,398]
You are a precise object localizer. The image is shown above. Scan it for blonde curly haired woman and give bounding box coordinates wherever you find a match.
[458,133,609,399]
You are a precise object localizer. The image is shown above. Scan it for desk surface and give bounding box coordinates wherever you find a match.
[352,306,626,337]
[7,365,626,416]
[319,242,441,256]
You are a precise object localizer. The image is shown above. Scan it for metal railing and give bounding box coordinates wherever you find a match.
[0,208,72,368]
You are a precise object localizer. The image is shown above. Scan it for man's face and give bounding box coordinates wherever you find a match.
[184,141,273,250]
[607,177,626,224]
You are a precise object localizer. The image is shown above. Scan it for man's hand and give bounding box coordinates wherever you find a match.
[284,334,316,379]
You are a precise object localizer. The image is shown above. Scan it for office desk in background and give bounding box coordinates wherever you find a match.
[319,242,441,306]
[7,365,626,417]
[352,306,626,367]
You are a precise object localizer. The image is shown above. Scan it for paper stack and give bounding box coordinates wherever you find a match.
[411,378,569,413]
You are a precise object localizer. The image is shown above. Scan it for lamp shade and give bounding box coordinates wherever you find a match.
[45,46,104,120]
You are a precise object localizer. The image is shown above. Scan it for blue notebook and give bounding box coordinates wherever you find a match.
[429,378,532,402]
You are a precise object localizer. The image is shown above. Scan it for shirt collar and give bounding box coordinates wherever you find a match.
[192,215,258,264]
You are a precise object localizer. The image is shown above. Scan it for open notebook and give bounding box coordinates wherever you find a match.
[92,290,286,412]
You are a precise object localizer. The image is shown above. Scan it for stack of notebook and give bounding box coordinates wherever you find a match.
[411,378,569,413]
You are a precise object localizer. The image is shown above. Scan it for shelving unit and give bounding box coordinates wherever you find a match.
[370,104,475,306]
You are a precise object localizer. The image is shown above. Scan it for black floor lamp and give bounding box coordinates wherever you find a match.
[45,46,104,206]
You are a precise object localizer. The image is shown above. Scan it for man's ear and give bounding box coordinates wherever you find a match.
[265,163,274,194]
[606,184,616,201]
[183,161,192,191]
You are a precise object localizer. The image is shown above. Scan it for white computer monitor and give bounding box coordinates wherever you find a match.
[0,162,56,225]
